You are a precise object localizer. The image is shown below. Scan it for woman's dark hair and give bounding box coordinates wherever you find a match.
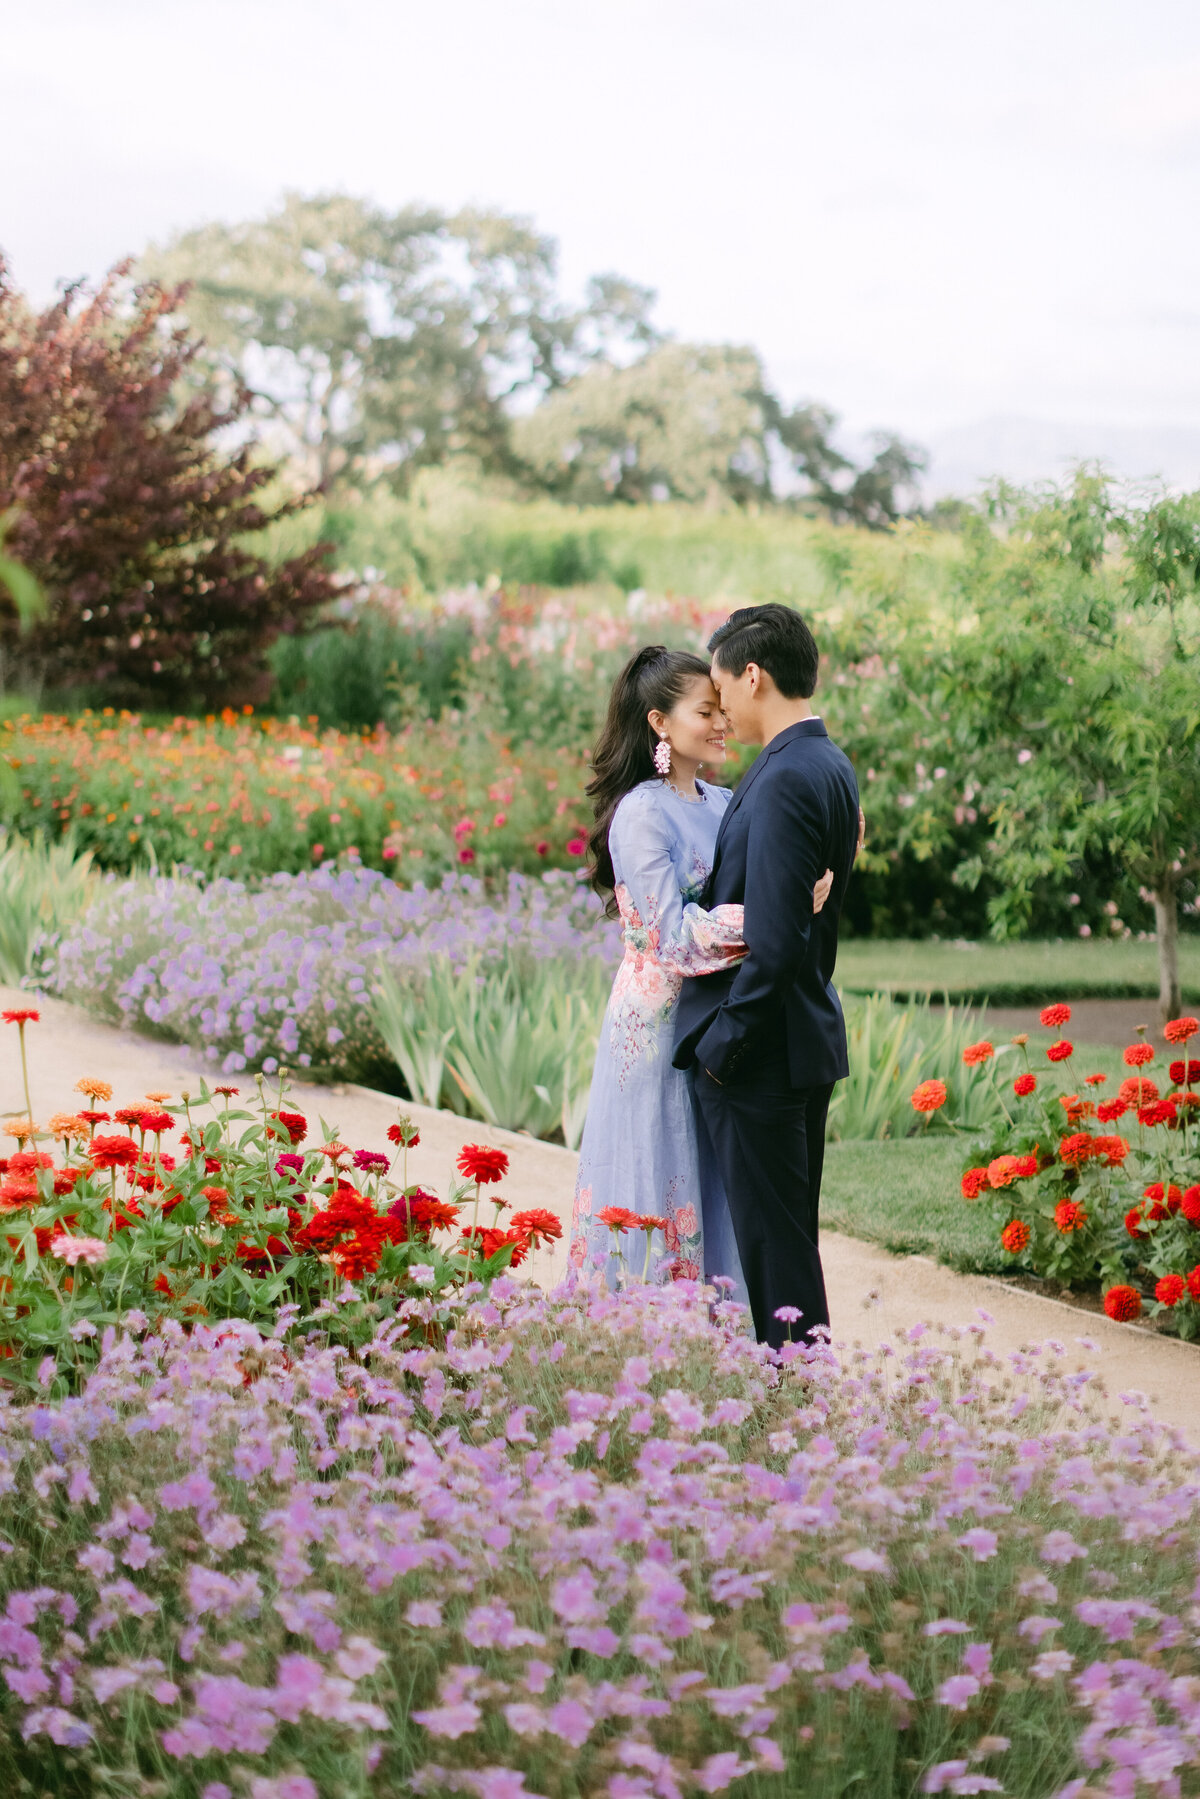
[708,602,819,698]
[586,645,712,913]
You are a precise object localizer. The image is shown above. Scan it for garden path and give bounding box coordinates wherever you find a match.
[6,984,1197,1445]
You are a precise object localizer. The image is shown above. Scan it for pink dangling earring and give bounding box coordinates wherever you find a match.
[654,736,672,777]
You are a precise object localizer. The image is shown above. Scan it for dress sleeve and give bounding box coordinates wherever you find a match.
[610,791,747,978]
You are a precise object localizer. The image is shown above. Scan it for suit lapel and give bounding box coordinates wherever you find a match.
[712,718,829,857]
[712,740,780,856]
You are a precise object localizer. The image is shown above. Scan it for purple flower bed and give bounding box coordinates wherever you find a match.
[33,866,618,1085]
[1,1283,1196,1796]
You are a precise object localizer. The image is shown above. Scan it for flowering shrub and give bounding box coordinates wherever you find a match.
[2,1284,1199,1796]
[920,1005,1200,1336]
[1,709,603,882]
[0,1025,557,1381]
[35,866,615,1087]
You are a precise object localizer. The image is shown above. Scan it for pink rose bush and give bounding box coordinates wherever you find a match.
[2,1281,1199,1795]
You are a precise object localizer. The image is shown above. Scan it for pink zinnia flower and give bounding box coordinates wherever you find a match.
[50,1235,108,1266]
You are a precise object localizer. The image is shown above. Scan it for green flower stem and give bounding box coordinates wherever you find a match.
[16,1021,33,1124]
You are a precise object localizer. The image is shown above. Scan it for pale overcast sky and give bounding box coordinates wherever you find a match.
[5,0,1200,480]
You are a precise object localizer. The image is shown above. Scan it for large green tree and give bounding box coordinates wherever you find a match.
[145,194,658,490]
[510,341,772,507]
[844,475,1200,1016]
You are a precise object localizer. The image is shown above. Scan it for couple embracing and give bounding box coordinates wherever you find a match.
[568,603,862,1349]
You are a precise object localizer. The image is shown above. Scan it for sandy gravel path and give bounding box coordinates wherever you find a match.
[5,984,1197,1444]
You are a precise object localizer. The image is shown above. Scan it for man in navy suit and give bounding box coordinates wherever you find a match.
[673,604,860,1349]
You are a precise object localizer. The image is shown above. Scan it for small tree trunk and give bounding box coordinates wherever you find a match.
[1153,886,1182,1025]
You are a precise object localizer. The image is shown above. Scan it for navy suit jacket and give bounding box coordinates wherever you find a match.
[672,718,860,1088]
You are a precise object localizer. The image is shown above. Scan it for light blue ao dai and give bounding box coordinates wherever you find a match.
[568,777,746,1298]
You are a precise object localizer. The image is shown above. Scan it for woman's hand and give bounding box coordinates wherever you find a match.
[813,810,865,914]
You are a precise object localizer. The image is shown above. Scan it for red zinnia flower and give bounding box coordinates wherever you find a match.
[1138,1099,1177,1129]
[1000,1219,1031,1254]
[114,1107,146,1129]
[1046,1040,1073,1063]
[406,1193,462,1236]
[1123,1042,1154,1068]
[1181,1186,1200,1228]
[213,1085,240,1098]
[1096,1099,1129,1123]
[1084,1073,1107,1087]
[1103,1284,1142,1323]
[1124,1206,1150,1241]
[455,1144,509,1185]
[138,1110,174,1136]
[76,1110,111,1127]
[1054,1199,1088,1233]
[1169,1059,1200,1085]
[1059,1094,1096,1122]
[1155,1273,1185,1308]
[1013,1073,1037,1097]
[153,1272,174,1297]
[89,1134,140,1171]
[1187,1265,1200,1302]
[53,1169,80,1197]
[961,1167,990,1199]
[268,1110,308,1146]
[1117,1077,1157,1108]
[8,1151,52,1175]
[1039,1003,1071,1028]
[1143,1182,1183,1214]
[1090,1134,1129,1167]
[1164,1016,1199,1045]
[386,1121,420,1148]
[595,1205,638,1232]
[911,1080,947,1113]
[1058,1132,1095,1168]
[1,1009,39,1026]
[962,1040,995,1066]
[987,1156,1023,1189]
[509,1207,563,1245]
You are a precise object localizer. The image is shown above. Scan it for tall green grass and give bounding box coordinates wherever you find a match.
[0,831,95,985]
[374,959,997,1147]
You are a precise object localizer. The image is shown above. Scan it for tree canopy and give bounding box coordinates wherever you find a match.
[0,262,336,707]
[144,194,927,522]
[146,194,659,491]
[842,474,1200,1014]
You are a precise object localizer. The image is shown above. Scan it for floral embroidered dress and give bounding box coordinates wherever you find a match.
[569,777,747,1296]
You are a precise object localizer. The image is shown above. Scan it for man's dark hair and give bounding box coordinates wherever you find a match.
[707,603,820,699]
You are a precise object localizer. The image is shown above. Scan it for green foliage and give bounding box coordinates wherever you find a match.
[0,830,94,984]
[838,474,1200,1002]
[829,994,1006,1141]
[374,953,611,1147]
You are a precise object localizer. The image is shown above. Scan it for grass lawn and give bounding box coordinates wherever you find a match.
[821,1036,1130,1276]
[836,935,1200,1005]
[821,1137,1008,1274]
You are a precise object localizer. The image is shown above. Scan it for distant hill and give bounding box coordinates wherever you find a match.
[923,415,1200,499]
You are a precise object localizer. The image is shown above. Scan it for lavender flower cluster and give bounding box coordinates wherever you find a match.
[34,866,619,1084]
[1,1283,1196,1797]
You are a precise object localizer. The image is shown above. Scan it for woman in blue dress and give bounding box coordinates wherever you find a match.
[568,646,833,1296]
